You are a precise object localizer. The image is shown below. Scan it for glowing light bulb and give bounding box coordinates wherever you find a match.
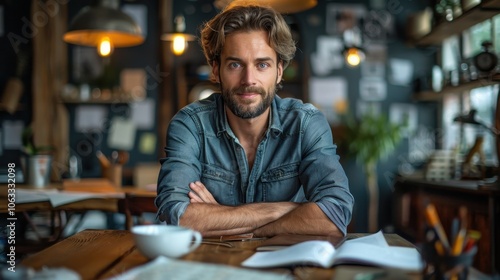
[98,37,113,57]
[345,48,364,67]
[172,34,187,56]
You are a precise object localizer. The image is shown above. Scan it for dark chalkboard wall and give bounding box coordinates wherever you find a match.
[1,0,438,232]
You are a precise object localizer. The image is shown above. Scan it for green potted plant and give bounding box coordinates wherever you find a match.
[21,126,54,188]
[340,112,406,232]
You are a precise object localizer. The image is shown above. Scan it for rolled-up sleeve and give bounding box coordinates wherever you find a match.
[155,110,202,225]
[300,110,354,235]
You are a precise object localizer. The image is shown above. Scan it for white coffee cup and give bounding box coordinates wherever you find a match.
[131,225,202,259]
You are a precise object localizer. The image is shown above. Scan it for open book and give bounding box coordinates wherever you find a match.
[241,231,423,271]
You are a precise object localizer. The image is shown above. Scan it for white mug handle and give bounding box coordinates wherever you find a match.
[189,231,202,252]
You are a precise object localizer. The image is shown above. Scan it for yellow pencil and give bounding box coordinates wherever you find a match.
[424,203,450,252]
[96,150,110,168]
[451,228,466,255]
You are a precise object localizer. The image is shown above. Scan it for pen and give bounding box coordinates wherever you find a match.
[450,217,459,245]
[424,203,450,252]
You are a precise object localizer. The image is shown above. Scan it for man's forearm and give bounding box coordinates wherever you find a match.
[179,202,298,236]
[253,202,342,237]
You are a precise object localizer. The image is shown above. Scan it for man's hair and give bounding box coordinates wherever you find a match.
[200,5,296,79]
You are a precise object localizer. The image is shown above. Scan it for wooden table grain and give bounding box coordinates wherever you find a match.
[20,229,421,280]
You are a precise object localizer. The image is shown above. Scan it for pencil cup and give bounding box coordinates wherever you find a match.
[422,243,477,280]
[103,164,122,187]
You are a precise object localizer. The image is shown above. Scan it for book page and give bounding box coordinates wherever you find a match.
[241,241,336,268]
[332,231,423,271]
[241,231,423,271]
[332,242,423,271]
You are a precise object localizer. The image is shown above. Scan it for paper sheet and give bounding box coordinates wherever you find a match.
[16,189,124,207]
[139,133,156,154]
[356,100,381,118]
[389,58,414,86]
[108,117,136,150]
[121,69,147,100]
[107,256,292,280]
[390,103,418,137]
[75,106,108,133]
[122,4,148,37]
[131,98,155,129]
[310,36,344,75]
[309,77,348,125]
[2,120,24,149]
[359,78,386,101]
[361,60,385,78]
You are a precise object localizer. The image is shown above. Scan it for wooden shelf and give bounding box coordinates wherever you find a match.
[414,0,500,46]
[413,79,498,101]
[60,97,137,104]
[59,90,140,104]
[0,102,25,112]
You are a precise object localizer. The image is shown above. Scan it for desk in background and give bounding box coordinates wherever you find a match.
[0,179,157,253]
[393,177,500,275]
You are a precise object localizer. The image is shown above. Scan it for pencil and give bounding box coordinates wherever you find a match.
[434,240,445,256]
[96,150,110,169]
[451,228,466,255]
[424,203,450,252]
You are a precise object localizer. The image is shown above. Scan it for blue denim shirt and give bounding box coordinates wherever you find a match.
[155,93,354,235]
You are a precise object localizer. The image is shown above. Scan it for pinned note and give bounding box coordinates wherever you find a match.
[309,77,348,125]
[75,105,108,133]
[3,120,24,149]
[139,133,156,154]
[107,117,136,150]
[131,98,155,129]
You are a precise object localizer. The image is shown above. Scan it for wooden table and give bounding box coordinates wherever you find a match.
[20,229,420,280]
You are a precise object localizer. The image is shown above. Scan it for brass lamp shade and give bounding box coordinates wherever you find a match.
[63,0,144,47]
[214,0,317,13]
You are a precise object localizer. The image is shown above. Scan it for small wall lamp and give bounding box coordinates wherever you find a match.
[342,27,365,67]
[344,47,365,67]
[161,15,195,56]
[63,0,144,57]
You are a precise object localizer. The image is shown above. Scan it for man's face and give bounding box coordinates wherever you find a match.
[212,30,283,119]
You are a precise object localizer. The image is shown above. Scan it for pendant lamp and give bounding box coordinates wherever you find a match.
[213,0,317,14]
[342,27,365,67]
[161,15,196,56]
[63,0,144,56]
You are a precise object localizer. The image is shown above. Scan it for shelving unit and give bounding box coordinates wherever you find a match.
[412,0,500,99]
[59,97,137,104]
[0,102,25,112]
[59,89,139,104]
[414,78,498,101]
[414,0,500,46]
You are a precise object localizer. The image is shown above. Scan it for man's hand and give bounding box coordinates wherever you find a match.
[188,181,219,204]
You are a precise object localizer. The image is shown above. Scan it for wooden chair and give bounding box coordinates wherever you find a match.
[118,192,158,230]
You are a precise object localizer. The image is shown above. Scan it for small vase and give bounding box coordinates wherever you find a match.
[21,155,52,188]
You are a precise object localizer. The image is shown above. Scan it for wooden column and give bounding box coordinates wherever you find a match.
[31,0,69,181]
[158,0,176,159]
